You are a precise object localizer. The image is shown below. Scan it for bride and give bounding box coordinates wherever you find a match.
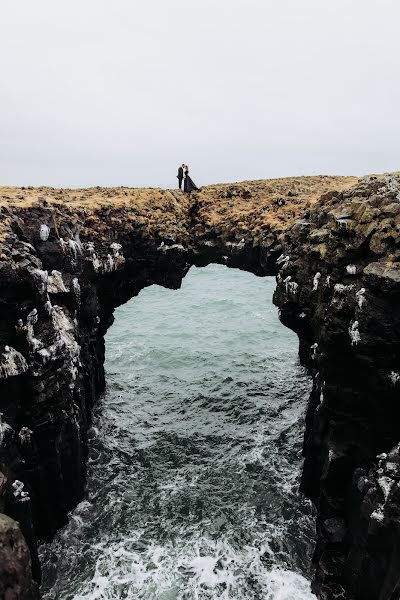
[183,165,200,193]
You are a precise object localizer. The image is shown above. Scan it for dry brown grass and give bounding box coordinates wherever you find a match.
[0,176,360,257]
[194,175,358,242]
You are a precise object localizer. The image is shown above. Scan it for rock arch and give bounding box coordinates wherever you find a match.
[1,173,400,599]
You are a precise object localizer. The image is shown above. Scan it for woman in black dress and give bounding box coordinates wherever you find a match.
[183,165,200,193]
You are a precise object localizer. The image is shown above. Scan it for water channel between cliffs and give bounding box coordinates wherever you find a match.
[40,264,316,600]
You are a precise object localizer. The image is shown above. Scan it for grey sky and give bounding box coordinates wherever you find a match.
[1,0,399,188]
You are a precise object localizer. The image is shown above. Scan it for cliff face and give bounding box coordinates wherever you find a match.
[0,173,398,599]
[274,174,400,599]
[0,187,193,594]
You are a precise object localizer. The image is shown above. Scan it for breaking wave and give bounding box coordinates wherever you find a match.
[40,265,316,600]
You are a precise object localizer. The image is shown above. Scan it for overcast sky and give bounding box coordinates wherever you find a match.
[1,0,399,189]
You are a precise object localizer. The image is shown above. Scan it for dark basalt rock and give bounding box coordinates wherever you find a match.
[0,513,39,599]
[274,174,400,599]
[0,174,400,599]
[0,217,193,596]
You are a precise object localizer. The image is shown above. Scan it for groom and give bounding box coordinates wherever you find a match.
[177,164,185,190]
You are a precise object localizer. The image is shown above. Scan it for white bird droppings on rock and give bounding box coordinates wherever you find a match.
[333,283,354,296]
[105,254,114,272]
[313,272,321,291]
[276,254,290,265]
[378,476,394,502]
[158,242,187,253]
[349,321,361,346]
[37,348,50,362]
[40,224,50,241]
[51,306,81,362]
[337,218,350,230]
[72,277,81,299]
[0,414,12,446]
[68,239,82,260]
[283,275,291,293]
[356,288,366,309]
[48,271,68,294]
[346,265,357,275]
[370,507,384,522]
[27,308,38,326]
[110,242,122,257]
[44,300,53,315]
[225,239,245,250]
[92,254,102,272]
[12,480,29,501]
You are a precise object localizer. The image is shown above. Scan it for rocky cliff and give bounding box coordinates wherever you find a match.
[0,514,39,599]
[0,173,398,599]
[274,174,400,599]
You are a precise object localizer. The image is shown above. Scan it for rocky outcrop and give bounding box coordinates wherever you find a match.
[0,173,399,599]
[0,190,191,563]
[0,514,39,599]
[274,174,400,599]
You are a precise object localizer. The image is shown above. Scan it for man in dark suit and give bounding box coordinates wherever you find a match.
[177,164,185,190]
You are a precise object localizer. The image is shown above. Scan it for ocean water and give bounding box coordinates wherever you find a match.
[40,264,316,600]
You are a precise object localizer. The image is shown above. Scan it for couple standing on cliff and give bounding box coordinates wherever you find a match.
[177,164,200,194]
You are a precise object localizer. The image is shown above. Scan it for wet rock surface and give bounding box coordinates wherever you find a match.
[0,513,39,599]
[274,174,400,599]
[0,173,399,599]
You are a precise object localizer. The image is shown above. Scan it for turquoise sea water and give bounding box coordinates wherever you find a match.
[40,264,316,600]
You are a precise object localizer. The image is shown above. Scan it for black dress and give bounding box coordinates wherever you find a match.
[183,170,199,193]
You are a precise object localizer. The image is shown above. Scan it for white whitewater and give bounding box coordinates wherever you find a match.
[40,265,316,600]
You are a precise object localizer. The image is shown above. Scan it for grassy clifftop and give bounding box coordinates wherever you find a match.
[0,175,358,252]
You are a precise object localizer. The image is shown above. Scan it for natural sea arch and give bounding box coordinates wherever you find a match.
[1,175,398,600]
[40,264,315,600]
